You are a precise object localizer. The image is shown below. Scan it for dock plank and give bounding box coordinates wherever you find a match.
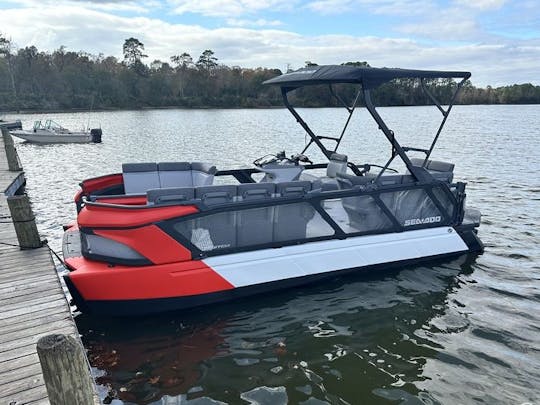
[0,134,95,405]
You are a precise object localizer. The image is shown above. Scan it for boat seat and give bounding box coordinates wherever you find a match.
[237,183,276,247]
[147,187,195,205]
[377,174,415,186]
[342,194,394,232]
[409,158,454,182]
[194,185,237,250]
[336,172,377,188]
[318,153,348,191]
[158,162,217,188]
[122,163,160,194]
[274,181,314,241]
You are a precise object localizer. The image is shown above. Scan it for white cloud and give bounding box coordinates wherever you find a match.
[306,0,354,14]
[3,0,152,13]
[453,0,506,10]
[226,18,283,27]
[399,19,478,40]
[168,0,297,17]
[0,4,537,86]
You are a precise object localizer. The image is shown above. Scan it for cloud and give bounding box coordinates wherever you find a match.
[306,0,354,14]
[226,18,283,27]
[453,0,506,11]
[0,4,538,86]
[3,0,152,13]
[399,18,479,40]
[168,0,297,17]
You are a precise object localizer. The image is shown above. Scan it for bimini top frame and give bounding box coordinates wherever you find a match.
[263,65,471,182]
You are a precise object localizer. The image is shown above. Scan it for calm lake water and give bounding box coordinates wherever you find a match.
[4,105,540,404]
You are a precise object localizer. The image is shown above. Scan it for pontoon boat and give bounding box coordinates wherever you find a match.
[62,65,483,316]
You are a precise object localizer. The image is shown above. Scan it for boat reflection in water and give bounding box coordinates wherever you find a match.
[77,254,477,404]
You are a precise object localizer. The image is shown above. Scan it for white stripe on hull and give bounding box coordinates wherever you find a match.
[203,227,468,288]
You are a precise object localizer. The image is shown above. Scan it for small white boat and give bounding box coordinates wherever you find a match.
[10,120,102,144]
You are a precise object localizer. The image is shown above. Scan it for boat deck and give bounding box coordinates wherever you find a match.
[0,134,79,404]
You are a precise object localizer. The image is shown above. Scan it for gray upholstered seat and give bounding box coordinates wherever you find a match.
[157,162,192,188]
[342,194,394,232]
[377,174,415,186]
[194,185,237,250]
[274,181,314,241]
[336,172,376,188]
[237,183,276,247]
[318,153,348,191]
[158,162,217,188]
[122,163,160,194]
[409,158,454,182]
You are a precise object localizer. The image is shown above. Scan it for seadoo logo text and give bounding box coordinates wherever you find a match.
[404,216,441,227]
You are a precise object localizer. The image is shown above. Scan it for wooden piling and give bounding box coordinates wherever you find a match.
[1,128,22,171]
[37,334,95,405]
[7,194,42,249]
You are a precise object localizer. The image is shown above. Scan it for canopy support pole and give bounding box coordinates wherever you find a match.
[421,77,468,165]
[328,85,362,152]
[363,89,430,182]
[282,87,333,159]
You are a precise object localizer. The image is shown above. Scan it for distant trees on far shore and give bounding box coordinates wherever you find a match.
[1,35,539,112]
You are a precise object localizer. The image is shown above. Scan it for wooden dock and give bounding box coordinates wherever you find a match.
[0,133,82,404]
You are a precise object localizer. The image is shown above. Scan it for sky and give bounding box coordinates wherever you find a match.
[0,0,538,86]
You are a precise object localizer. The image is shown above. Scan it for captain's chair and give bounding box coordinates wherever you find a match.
[317,153,348,191]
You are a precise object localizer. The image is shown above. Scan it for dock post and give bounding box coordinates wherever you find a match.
[7,194,42,248]
[1,127,22,171]
[37,334,95,405]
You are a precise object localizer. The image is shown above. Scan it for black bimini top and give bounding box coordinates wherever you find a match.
[263,65,471,90]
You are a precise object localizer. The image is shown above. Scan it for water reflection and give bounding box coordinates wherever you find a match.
[8,106,539,403]
[77,255,477,404]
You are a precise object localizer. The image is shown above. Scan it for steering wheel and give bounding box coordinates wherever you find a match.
[291,153,313,165]
[254,152,312,167]
[348,163,399,176]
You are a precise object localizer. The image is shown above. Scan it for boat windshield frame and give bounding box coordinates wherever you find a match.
[264,65,471,182]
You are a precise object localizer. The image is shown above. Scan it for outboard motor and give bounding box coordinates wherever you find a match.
[90,128,102,143]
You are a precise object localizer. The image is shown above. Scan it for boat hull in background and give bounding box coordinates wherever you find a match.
[10,130,93,143]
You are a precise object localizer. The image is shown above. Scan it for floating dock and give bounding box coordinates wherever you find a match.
[0,132,82,404]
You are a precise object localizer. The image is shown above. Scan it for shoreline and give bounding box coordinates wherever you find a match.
[2,102,540,116]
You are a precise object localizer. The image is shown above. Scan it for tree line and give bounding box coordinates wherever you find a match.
[1,35,539,112]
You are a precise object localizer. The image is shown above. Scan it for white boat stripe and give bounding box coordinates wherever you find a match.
[203,227,468,288]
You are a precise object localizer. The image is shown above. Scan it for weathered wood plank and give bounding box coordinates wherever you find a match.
[0,320,76,351]
[0,362,43,386]
[0,382,48,404]
[0,372,45,398]
[0,267,59,284]
[1,386,49,405]
[0,325,75,363]
[0,311,72,337]
[0,280,60,301]
[0,352,41,376]
[0,131,93,405]
[0,304,72,329]
[0,294,68,316]
[0,274,54,291]
[0,297,68,322]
